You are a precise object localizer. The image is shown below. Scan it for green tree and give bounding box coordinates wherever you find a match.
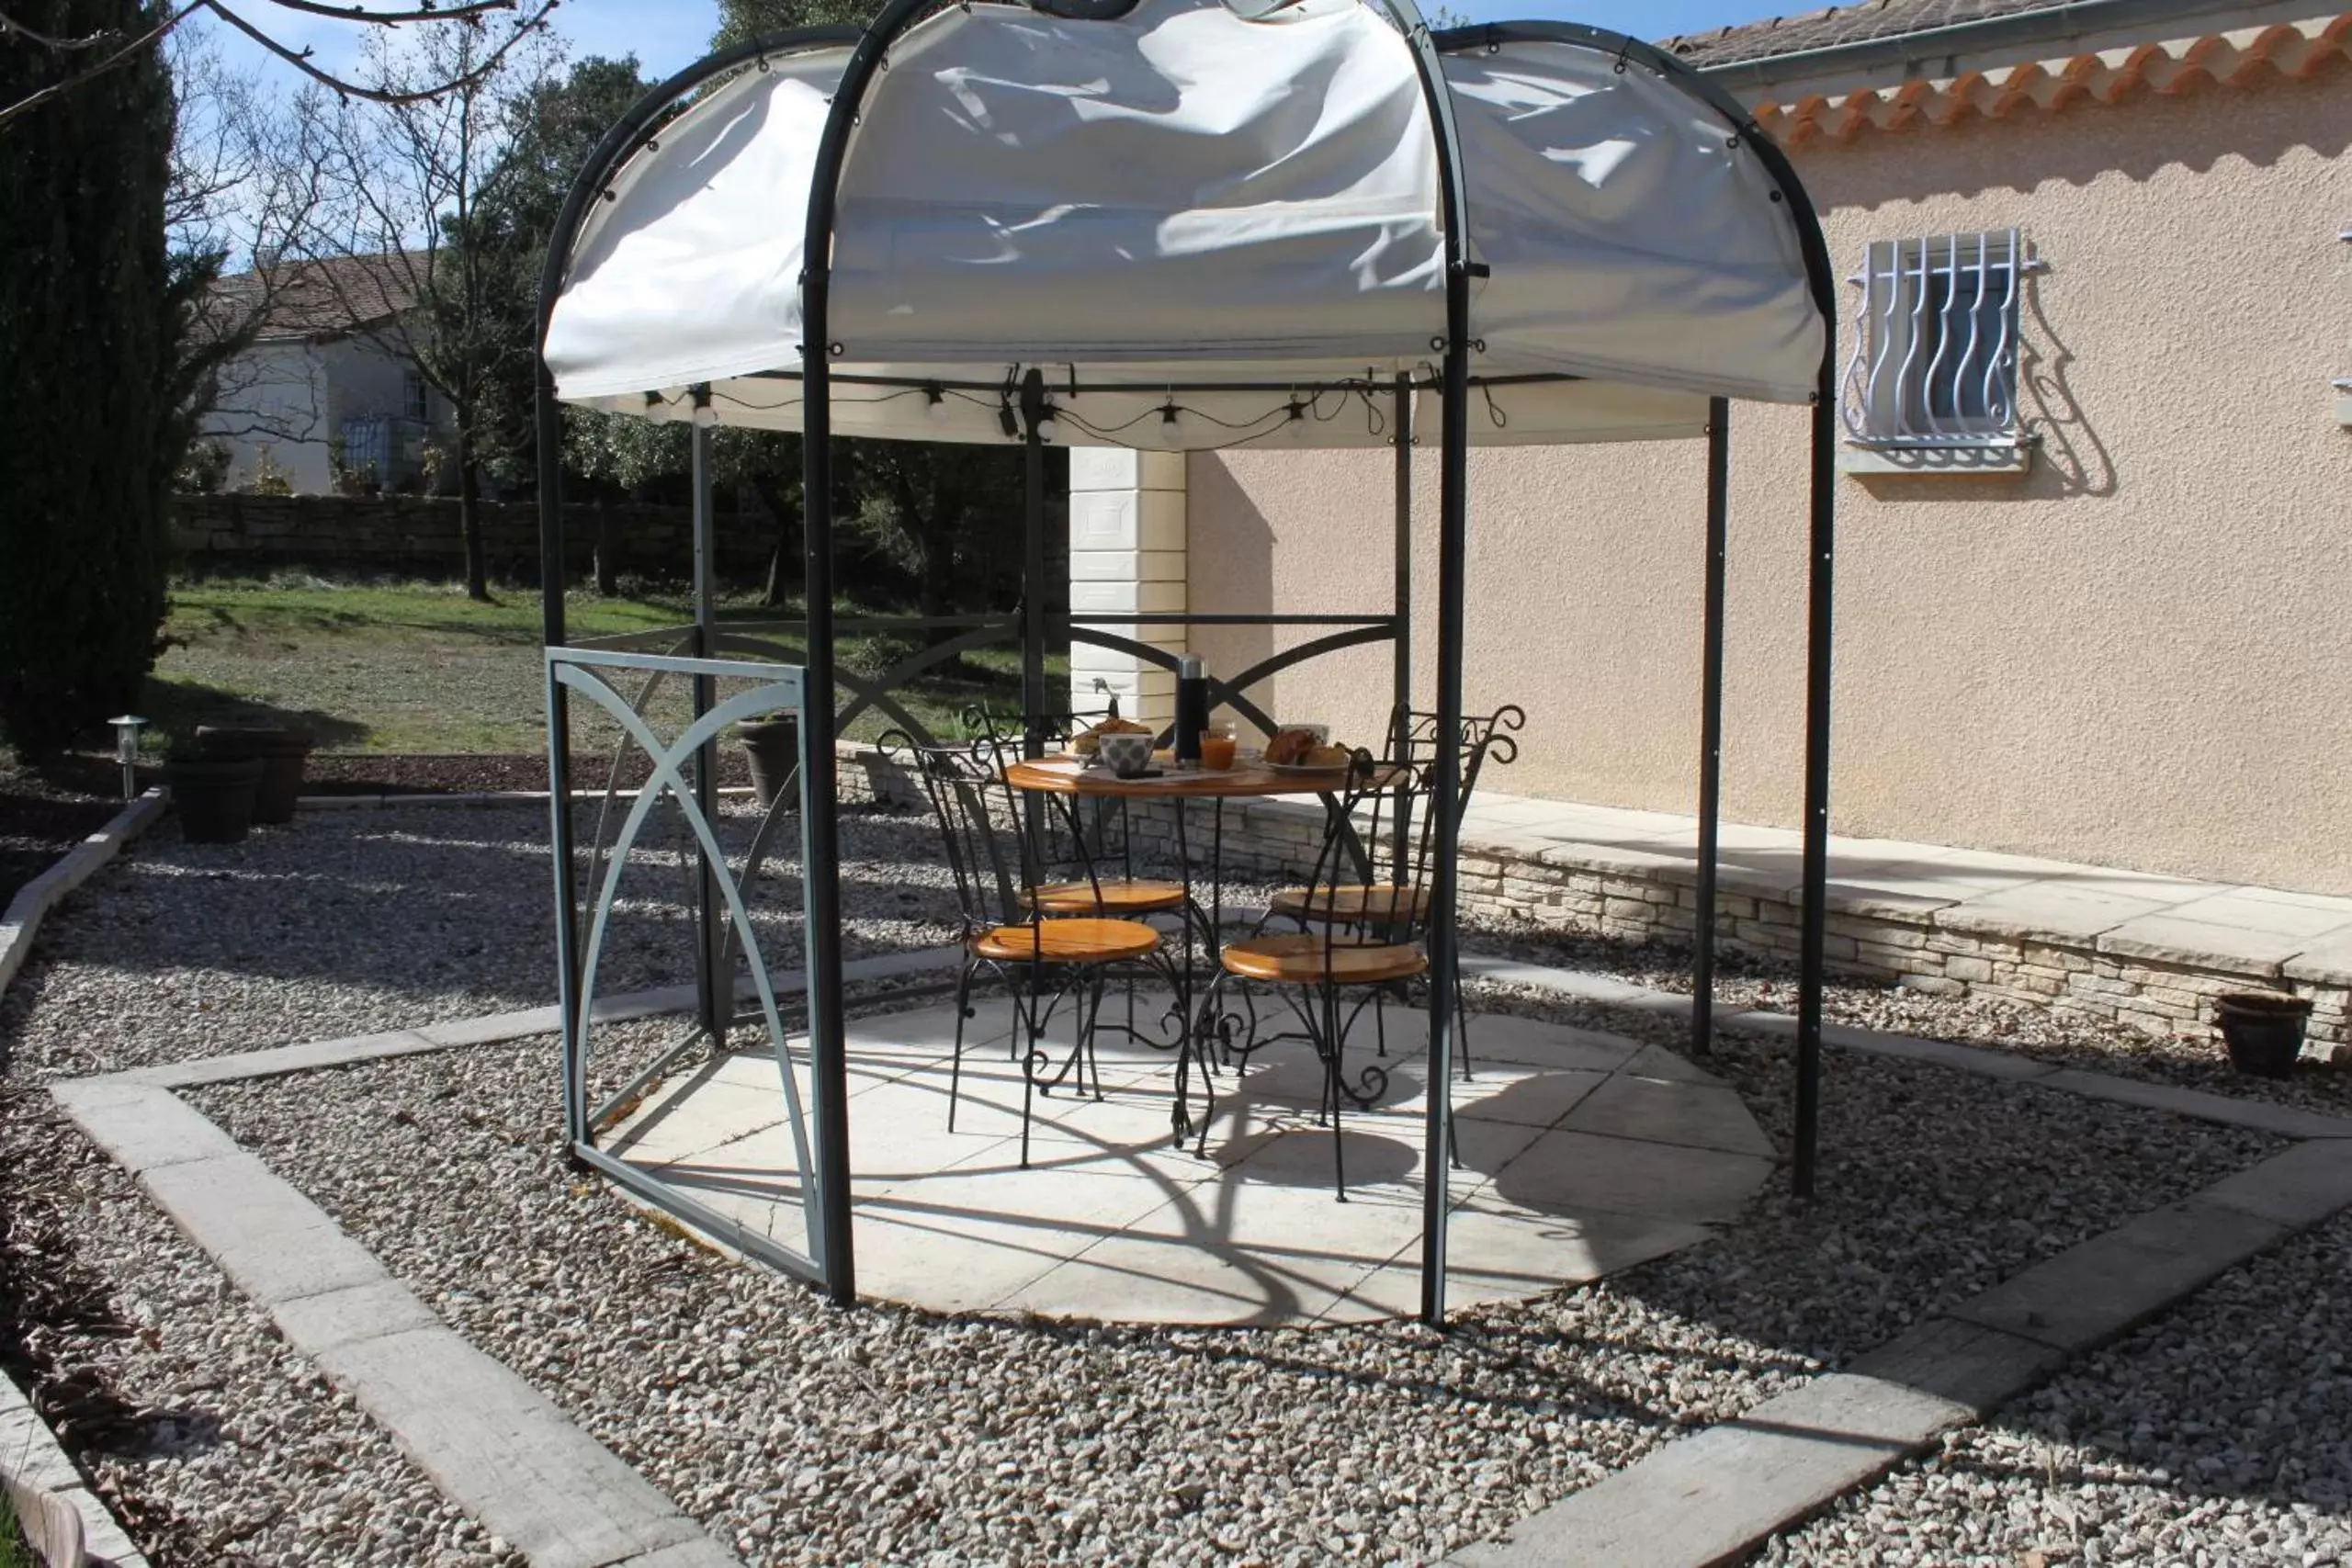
[712,0,876,45]
[0,0,186,752]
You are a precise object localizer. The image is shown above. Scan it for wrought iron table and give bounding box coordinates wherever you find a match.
[1001,752,1387,1147]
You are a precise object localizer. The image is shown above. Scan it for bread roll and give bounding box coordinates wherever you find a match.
[1265,727,1319,765]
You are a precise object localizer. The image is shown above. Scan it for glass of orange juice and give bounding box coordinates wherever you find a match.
[1199,723,1238,770]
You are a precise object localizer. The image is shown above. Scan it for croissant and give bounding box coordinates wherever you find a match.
[1264,727,1321,765]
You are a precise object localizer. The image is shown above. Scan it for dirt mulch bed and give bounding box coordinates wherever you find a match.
[0,765,121,909]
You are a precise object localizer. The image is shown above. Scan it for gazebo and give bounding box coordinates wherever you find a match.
[534,0,1838,1325]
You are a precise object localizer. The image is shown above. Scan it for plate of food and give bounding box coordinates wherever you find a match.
[1069,714,1154,758]
[1261,727,1357,773]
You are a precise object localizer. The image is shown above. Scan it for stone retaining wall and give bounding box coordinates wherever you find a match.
[831,740,2352,1053]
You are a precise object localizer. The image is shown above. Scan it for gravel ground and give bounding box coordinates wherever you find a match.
[1757,1213,2352,1567]
[0,799,966,1080]
[1487,925,2352,1120]
[0,1084,523,1568]
[170,986,2279,1567]
[4,807,2335,1564]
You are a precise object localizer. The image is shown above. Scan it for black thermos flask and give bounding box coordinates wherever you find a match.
[1174,654,1207,767]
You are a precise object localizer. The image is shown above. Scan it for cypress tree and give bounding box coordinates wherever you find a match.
[0,2,184,754]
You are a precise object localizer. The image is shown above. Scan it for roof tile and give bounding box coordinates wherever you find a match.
[1665,0,2077,69]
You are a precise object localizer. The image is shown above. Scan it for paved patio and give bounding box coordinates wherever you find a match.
[605,997,1768,1325]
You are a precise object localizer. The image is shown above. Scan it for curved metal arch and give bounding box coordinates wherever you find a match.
[1430,20,1840,326]
[534,23,864,648]
[1436,20,1840,1201]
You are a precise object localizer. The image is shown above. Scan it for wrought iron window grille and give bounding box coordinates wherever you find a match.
[1841,228,2041,451]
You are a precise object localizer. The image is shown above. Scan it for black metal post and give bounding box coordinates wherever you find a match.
[1792,379,1836,1197]
[1020,368,1049,761]
[534,357,585,1150]
[1391,373,1413,883]
[691,404,724,1046]
[1692,398,1729,1058]
[1382,0,1475,1330]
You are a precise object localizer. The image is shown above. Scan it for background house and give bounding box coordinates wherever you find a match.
[1075,0,2352,894]
[198,253,457,495]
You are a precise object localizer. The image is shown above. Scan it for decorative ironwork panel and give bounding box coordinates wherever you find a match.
[1842,229,2031,450]
[545,646,834,1287]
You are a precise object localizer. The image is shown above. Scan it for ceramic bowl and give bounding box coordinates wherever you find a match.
[1096,731,1155,777]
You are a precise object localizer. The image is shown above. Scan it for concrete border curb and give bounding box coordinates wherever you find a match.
[47,1082,739,1568]
[33,944,960,1568]
[0,789,166,997]
[2,1365,152,1568]
[1448,1140,2352,1567]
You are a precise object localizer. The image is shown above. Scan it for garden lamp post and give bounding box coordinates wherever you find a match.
[107,715,147,800]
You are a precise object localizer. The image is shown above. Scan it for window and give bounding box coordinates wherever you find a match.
[401,371,429,423]
[1841,229,2030,448]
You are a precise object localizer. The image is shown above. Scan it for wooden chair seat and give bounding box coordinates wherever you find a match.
[1220,932,1429,987]
[1270,882,1429,926]
[1021,877,1188,916]
[973,918,1161,965]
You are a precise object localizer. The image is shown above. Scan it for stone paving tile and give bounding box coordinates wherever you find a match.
[2160,889,2352,941]
[2097,912,2310,976]
[602,998,1763,1325]
[1486,1130,1771,1227]
[1557,1075,1776,1158]
[1933,882,2181,942]
[2286,931,2352,987]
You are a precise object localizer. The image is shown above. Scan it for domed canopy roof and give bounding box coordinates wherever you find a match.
[543,0,1826,449]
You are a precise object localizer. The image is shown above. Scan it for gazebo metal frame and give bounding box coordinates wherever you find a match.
[534,0,1839,1325]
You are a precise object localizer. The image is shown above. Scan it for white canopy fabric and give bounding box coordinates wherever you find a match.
[543,0,1825,449]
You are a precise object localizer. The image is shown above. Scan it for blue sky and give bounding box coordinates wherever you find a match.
[196,0,1786,85]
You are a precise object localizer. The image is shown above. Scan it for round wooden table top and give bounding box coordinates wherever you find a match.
[1002,752,1390,799]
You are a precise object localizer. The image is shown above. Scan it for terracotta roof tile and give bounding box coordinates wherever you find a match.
[1665,0,2078,68]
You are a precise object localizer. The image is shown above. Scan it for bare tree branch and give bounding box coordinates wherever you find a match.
[0,0,558,128]
[0,1,203,128]
[0,6,122,48]
[265,0,518,23]
[200,0,559,108]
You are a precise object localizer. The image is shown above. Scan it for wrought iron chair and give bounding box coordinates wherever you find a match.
[1211,751,1429,1198]
[883,727,1175,1168]
[1261,703,1521,1079]
[967,705,1188,924]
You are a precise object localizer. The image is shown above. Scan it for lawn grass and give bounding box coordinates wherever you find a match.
[144,575,1064,754]
[0,1489,29,1568]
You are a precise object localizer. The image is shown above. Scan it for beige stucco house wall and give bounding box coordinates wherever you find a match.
[1173,14,2352,894]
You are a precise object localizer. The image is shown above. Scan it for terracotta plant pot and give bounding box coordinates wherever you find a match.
[737,716,801,813]
[195,725,315,823]
[165,754,264,844]
[2213,991,2312,1079]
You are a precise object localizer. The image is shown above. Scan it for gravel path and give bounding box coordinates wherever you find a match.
[1757,1212,2352,1567]
[1488,926,2352,1120]
[173,989,2278,1567]
[0,1086,522,1568]
[0,800,966,1080]
[2,806,2330,1565]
